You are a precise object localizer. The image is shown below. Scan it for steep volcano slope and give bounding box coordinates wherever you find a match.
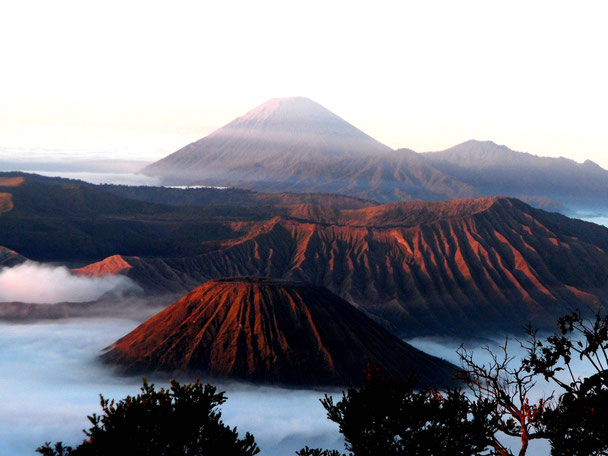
[142,97,472,202]
[103,278,456,387]
[97,198,608,336]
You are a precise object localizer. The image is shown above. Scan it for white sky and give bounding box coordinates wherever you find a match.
[1,0,607,167]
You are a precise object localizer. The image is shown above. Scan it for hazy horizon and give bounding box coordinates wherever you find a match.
[2,1,607,168]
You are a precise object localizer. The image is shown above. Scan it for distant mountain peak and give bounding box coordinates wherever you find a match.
[583,159,605,170]
[449,139,515,153]
[72,254,133,277]
[229,97,326,123]
[142,97,394,186]
[216,96,381,141]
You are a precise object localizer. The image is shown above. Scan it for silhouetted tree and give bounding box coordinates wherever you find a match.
[523,310,608,455]
[457,340,548,456]
[296,447,343,456]
[300,365,498,456]
[36,378,259,456]
[299,311,608,456]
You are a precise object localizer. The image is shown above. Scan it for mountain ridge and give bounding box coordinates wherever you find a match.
[79,197,608,336]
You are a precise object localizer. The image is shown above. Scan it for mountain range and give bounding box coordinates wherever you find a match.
[142,97,608,212]
[78,196,608,336]
[3,174,604,336]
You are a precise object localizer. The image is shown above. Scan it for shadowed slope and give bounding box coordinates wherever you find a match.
[0,193,13,214]
[103,278,456,387]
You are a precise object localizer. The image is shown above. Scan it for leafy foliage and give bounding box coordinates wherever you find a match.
[36,378,259,456]
[523,311,608,455]
[301,310,608,456]
[307,366,497,456]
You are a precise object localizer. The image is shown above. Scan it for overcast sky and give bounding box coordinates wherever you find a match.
[1,0,607,167]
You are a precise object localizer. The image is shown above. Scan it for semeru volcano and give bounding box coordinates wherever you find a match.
[141,97,469,201]
[102,278,456,387]
[141,97,393,186]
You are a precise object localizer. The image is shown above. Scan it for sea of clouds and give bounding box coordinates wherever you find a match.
[0,318,343,456]
[0,256,597,456]
[1,315,572,456]
[0,261,343,456]
[0,262,138,303]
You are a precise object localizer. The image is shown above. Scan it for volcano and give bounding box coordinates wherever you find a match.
[142,97,470,201]
[103,278,456,387]
[143,97,392,180]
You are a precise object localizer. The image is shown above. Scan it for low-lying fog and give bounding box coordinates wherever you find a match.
[0,317,344,456]
[0,262,139,303]
[4,311,591,456]
[0,246,603,456]
[29,170,162,187]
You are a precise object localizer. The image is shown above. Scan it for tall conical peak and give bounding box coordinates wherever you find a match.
[211,96,387,143]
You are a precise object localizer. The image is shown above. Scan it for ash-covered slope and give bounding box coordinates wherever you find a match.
[143,97,392,179]
[103,278,456,387]
[95,197,608,336]
[142,98,471,202]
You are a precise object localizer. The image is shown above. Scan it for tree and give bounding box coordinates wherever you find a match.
[457,340,548,456]
[302,365,498,456]
[523,310,608,456]
[300,310,608,456]
[37,378,259,456]
[296,447,343,456]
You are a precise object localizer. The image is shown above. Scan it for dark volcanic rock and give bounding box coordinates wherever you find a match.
[103,278,456,387]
